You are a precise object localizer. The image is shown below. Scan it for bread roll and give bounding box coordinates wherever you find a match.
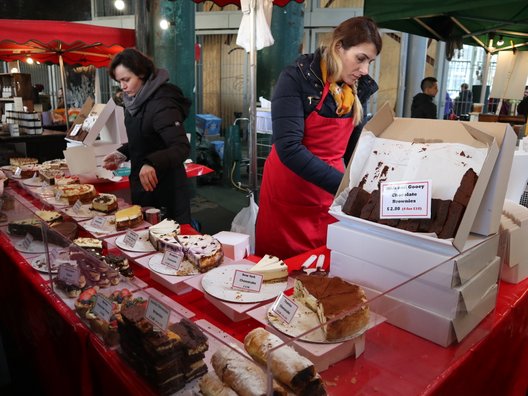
[244,328,326,395]
[199,372,237,396]
[211,345,287,396]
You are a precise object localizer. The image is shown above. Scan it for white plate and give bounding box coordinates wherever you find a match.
[14,239,47,254]
[22,177,44,187]
[266,296,381,344]
[29,254,60,274]
[201,264,287,304]
[115,230,156,253]
[148,253,199,276]
[43,196,70,208]
[62,204,97,220]
[80,215,117,236]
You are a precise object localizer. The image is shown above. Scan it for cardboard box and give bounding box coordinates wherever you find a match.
[332,103,501,253]
[327,221,499,288]
[364,281,498,347]
[330,249,500,318]
[196,114,221,136]
[213,231,250,261]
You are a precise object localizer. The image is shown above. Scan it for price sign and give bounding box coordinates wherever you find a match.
[54,189,63,202]
[145,297,170,331]
[271,293,298,324]
[41,180,49,189]
[31,172,38,180]
[57,263,81,286]
[70,123,82,137]
[123,230,139,248]
[91,216,107,229]
[72,200,83,214]
[231,270,263,293]
[161,248,184,270]
[380,180,432,219]
[92,294,113,323]
[49,248,60,263]
[18,233,34,251]
[14,167,21,178]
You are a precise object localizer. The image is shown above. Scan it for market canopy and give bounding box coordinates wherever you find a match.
[0,19,135,67]
[364,0,528,57]
[193,0,303,7]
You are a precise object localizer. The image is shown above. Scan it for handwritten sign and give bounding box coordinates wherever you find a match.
[161,248,184,270]
[380,180,431,219]
[57,263,81,286]
[18,233,34,251]
[271,293,298,324]
[91,216,107,229]
[92,294,113,323]
[145,297,170,331]
[72,200,83,214]
[123,230,139,248]
[54,189,63,202]
[231,270,263,293]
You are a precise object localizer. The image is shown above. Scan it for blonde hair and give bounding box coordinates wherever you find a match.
[320,17,382,123]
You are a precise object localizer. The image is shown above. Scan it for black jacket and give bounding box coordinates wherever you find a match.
[118,83,192,223]
[271,50,379,195]
[411,93,437,119]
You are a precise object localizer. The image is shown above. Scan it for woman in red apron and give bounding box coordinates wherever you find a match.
[256,17,382,259]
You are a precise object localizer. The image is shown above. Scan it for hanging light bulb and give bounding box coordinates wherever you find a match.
[497,35,504,46]
[114,0,125,10]
[159,18,171,30]
[10,67,19,73]
[26,57,34,64]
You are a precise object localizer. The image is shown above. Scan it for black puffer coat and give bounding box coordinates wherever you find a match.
[118,83,192,224]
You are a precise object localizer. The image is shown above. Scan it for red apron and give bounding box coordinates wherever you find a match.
[256,82,354,259]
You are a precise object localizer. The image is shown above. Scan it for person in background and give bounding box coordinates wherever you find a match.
[255,16,382,259]
[454,83,473,119]
[517,86,528,122]
[444,91,454,120]
[103,48,192,224]
[411,77,438,119]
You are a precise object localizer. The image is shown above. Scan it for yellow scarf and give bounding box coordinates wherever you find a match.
[320,59,354,116]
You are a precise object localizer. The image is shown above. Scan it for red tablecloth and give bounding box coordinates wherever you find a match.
[1,185,528,395]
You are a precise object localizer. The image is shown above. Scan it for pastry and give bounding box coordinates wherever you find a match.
[199,372,237,396]
[247,254,288,282]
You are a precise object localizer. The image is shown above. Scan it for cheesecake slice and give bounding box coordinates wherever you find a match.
[115,205,143,231]
[247,254,288,283]
[92,193,118,213]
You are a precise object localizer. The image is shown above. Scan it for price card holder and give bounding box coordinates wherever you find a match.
[270,293,298,324]
[92,294,113,323]
[17,233,34,251]
[91,216,107,229]
[54,190,63,202]
[145,297,170,331]
[231,270,263,293]
[42,180,49,189]
[57,262,81,286]
[123,230,139,248]
[14,167,21,178]
[161,248,184,271]
[380,180,432,219]
[72,200,83,214]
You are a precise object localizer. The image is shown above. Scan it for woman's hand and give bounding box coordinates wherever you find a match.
[139,164,158,192]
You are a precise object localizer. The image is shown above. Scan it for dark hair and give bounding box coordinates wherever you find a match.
[109,48,155,82]
[421,77,437,92]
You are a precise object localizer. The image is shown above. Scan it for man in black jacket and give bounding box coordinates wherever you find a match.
[411,77,438,119]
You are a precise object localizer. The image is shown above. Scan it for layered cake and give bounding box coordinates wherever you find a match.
[10,157,38,167]
[104,254,134,278]
[73,237,103,254]
[38,169,65,185]
[247,254,288,282]
[177,234,224,272]
[55,184,96,204]
[8,218,71,247]
[42,158,68,170]
[148,219,181,251]
[92,193,118,213]
[19,164,41,179]
[293,275,370,341]
[35,210,62,223]
[115,205,143,230]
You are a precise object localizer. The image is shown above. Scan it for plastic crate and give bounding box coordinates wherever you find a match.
[196,114,222,136]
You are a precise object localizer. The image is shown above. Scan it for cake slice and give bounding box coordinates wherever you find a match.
[115,205,143,230]
[92,193,118,213]
[149,218,181,251]
[247,254,288,282]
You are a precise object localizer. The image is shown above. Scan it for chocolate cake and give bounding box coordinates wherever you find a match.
[342,187,371,217]
[454,168,478,207]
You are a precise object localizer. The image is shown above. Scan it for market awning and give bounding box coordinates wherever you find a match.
[193,0,303,7]
[364,1,528,56]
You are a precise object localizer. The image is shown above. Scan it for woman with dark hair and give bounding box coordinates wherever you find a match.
[103,48,192,224]
[255,16,383,259]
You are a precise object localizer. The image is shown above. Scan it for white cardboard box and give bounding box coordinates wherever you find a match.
[327,221,499,289]
[364,281,498,347]
[330,249,500,318]
[213,231,250,261]
[332,103,502,253]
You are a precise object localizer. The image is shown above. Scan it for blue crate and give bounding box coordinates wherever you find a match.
[196,114,222,136]
[210,140,224,160]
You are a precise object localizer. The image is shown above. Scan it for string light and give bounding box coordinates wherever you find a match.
[159,19,171,30]
[497,35,504,46]
[114,0,125,10]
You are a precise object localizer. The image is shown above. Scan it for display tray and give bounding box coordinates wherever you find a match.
[62,204,98,220]
[266,296,383,344]
[201,263,288,304]
[79,216,149,238]
[43,196,70,208]
[148,253,200,276]
[22,177,45,187]
[28,251,71,274]
[115,229,156,253]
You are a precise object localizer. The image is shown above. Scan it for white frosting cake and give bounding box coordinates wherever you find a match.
[177,234,224,272]
[148,219,181,251]
[248,254,288,282]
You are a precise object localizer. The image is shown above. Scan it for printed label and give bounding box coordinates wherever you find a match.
[91,216,107,229]
[72,200,83,214]
[92,294,113,323]
[57,263,81,286]
[123,230,139,248]
[18,233,34,251]
[54,190,62,202]
[380,180,432,219]
[231,270,263,293]
[271,293,298,324]
[145,297,170,331]
[161,248,184,270]
[14,167,21,177]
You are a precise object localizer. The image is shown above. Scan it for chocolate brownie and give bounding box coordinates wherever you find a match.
[342,187,371,217]
[438,201,465,239]
[430,199,451,236]
[453,168,478,207]
[360,190,379,219]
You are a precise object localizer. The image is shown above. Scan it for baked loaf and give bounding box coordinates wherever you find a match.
[199,372,237,396]
[244,328,326,395]
[211,345,287,396]
[294,275,369,341]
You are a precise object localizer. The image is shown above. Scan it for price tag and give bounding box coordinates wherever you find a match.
[57,263,81,286]
[380,180,432,219]
[123,229,139,248]
[17,233,34,251]
[70,123,82,137]
[161,248,184,270]
[92,294,113,323]
[42,180,49,189]
[145,297,170,331]
[14,167,21,177]
[31,172,38,180]
[231,270,263,293]
[72,199,83,214]
[91,216,107,229]
[54,189,63,202]
[271,293,298,324]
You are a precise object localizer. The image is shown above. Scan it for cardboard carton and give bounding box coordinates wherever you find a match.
[332,103,501,253]
[213,231,250,261]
